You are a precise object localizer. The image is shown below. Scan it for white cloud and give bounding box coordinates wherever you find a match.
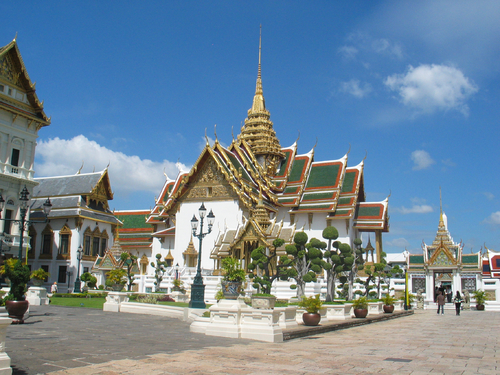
[411,150,435,170]
[483,192,495,201]
[395,205,434,215]
[35,135,190,196]
[371,38,403,59]
[484,212,500,225]
[386,238,410,248]
[385,64,478,115]
[338,45,358,60]
[339,79,372,98]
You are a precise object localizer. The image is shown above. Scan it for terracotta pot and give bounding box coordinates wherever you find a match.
[383,305,394,313]
[302,312,321,326]
[353,308,368,318]
[476,304,485,311]
[5,300,29,324]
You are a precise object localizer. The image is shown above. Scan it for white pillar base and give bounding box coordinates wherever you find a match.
[27,287,49,306]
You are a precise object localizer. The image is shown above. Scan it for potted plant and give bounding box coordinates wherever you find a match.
[220,257,246,300]
[298,294,323,326]
[382,294,395,313]
[352,296,369,318]
[3,260,31,323]
[472,290,487,310]
[106,268,127,291]
[30,268,50,286]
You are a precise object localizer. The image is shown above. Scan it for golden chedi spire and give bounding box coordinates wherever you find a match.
[252,189,271,230]
[239,26,284,176]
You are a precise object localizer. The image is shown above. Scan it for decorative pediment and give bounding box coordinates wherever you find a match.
[87,169,113,210]
[429,242,456,267]
[181,155,239,203]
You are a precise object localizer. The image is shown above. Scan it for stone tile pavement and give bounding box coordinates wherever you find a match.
[6,305,500,374]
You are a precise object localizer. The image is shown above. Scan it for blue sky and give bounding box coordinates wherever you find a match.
[3,1,500,254]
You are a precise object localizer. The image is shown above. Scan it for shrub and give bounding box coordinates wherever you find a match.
[137,294,159,304]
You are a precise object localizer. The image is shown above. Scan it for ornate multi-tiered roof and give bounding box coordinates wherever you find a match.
[147,32,389,264]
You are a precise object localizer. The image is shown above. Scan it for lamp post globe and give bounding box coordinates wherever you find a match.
[189,203,214,309]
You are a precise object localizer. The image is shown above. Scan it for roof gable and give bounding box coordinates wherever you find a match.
[0,39,50,124]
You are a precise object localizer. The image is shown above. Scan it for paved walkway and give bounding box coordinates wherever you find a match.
[6,306,500,374]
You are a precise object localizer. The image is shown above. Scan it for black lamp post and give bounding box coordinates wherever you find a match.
[73,246,83,293]
[403,265,409,311]
[0,186,52,263]
[175,263,179,280]
[189,203,215,309]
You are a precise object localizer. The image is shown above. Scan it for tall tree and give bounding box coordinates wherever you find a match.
[121,252,138,292]
[321,226,352,302]
[151,253,167,292]
[347,238,365,301]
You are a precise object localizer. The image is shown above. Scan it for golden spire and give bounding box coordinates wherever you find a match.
[239,25,284,176]
[439,186,444,227]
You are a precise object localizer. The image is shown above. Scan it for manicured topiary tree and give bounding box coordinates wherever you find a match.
[121,252,138,291]
[346,238,365,301]
[247,238,286,295]
[282,232,324,298]
[322,226,351,302]
[363,251,388,298]
[81,272,97,289]
[151,253,167,291]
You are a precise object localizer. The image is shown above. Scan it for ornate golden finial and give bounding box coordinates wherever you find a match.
[231,126,234,142]
[295,131,300,144]
[106,161,110,169]
[214,124,219,144]
[313,137,318,151]
[363,150,367,161]
[387,189,392,198]
[13,32,17,42]
[347,143,351,155]
[77,161,84,174]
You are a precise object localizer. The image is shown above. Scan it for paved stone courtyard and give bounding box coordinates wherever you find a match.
[6,305,500,374]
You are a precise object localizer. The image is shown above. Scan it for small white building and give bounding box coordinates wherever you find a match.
[28,169,122,292]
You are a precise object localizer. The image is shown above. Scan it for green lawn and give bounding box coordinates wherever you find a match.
[50,296,106,309]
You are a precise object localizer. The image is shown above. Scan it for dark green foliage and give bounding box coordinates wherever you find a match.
[4,260,30,301]
[81,272,97,288]
[322,226,339,240]
[294,232,308,246]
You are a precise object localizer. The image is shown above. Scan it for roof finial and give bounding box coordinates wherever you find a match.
[439,186,443,221]
[255,25,263,96]
[77,161,84,174]
[13,32,17,42]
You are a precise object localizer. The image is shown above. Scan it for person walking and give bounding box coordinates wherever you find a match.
[51,282,58,294]
[437,291,446,314]
[454,291,463,316]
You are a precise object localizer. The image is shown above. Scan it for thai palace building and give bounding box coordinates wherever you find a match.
[0,37,50,263]
[143,35,390,298]
[406,200,482,306]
